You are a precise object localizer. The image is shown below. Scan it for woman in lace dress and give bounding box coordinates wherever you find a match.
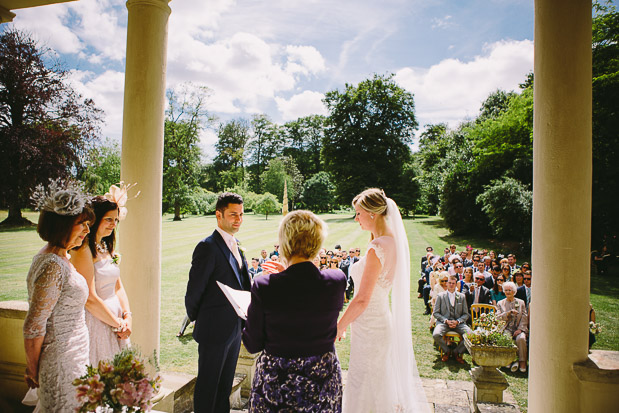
[23,182,94,412]
[336,188,429,413]
[71,194,132,365]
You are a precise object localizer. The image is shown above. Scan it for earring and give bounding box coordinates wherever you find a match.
[371,214,374,219]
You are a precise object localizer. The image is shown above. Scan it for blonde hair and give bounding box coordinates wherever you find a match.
[278,210,327,261]
[352,188,388,216]
[439,271,449,281]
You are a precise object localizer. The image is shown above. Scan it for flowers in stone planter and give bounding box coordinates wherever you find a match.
[73,347,161,412]
[465,312,514,348]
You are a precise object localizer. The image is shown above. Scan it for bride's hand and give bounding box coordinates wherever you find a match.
[336,323,346,342]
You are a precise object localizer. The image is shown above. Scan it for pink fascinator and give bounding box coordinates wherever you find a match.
[104,182,140,220]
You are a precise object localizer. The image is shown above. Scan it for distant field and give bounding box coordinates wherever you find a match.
[2,210,617,412]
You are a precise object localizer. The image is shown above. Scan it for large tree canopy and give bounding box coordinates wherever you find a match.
[322,74,418,205]
[163,83,213,220]
[0,29,103,225]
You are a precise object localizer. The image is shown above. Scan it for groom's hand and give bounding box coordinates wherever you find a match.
[336,323,346,341]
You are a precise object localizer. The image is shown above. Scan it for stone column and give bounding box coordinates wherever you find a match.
[529,0,592,411]
[119,0,171,364]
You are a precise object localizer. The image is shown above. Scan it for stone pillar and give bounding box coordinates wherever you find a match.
[119,0,171,365]
[529,0,592,411]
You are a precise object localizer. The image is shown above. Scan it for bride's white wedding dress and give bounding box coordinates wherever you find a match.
[342,199,429,413]
[85,257,129,365]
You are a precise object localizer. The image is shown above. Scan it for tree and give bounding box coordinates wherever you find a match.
[476,177,532,243]
[301,171,334,212]
[0,29,103,225]
[213,118,250,190]
[246,114,283,192]
[591,1,619,244]
[163,83,213,220]
[476,89,517,123]
[322,74,418,205]
[80,139,121,195]
[254,192,281,220]
[260,156,303,209]
[281,115,326,178]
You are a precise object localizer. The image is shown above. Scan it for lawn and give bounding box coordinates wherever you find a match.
[1,210,617,412]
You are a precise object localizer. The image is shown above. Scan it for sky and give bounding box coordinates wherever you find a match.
[5,0,538,157]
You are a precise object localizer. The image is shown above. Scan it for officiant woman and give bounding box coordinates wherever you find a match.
[242,210,347,412]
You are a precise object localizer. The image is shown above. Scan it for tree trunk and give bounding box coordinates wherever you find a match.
[173,201,182,221]
[0,202,33,227]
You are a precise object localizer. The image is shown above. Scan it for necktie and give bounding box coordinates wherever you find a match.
[526,287,531,303]
[474,288,479,304]
[229,239,242,269]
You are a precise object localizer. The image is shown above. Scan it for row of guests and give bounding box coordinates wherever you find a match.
[23,181,134,412]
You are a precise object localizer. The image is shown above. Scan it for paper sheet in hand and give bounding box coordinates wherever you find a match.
[217,281,251,320]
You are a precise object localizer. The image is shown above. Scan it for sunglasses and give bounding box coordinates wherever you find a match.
[497,279,505,282]
[455,265,463,268]
[524,277,531,280]
[440,280,448,283]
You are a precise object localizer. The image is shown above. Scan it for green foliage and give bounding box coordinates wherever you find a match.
[465,311,516,348]
[213,118,250,190]
[300,171,335,212]
[246,114,284,192]
[80,139,121,195]
[260,156,303,207]
[592,1,619,245]
[322,73,418,205]
[163,83,212,220]
[184,187,218,215]
[254,192,281,219]
[281,115,326,178]
[476,177,532,242]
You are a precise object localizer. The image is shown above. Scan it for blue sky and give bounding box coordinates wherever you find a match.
[6,0,540,156]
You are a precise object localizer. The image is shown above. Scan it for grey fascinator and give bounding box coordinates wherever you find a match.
[31,178,90,216]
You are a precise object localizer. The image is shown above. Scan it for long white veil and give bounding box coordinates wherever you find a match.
[387,198,430,412]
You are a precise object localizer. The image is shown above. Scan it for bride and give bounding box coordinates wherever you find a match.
[337,188,429,412]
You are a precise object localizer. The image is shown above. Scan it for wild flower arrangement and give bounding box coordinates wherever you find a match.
[589,321,602,335]
[465,312,515,348]
[73,347,161,412]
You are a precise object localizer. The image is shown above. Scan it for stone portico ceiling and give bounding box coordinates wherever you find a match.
[0,0,77,23]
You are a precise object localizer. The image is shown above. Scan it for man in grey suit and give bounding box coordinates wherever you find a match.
[433,275,473,363]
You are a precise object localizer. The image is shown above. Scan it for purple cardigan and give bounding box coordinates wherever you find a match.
[242,261,346,358]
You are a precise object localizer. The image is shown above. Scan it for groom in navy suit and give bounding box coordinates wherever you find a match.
[185,192,251,413]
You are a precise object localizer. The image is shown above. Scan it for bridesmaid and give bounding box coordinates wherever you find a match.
[71,189,133,365]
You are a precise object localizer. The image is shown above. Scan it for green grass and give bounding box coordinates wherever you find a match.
[2,211,617,412]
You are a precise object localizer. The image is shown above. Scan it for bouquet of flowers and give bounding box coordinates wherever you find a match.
[589,321,602,335]
[465,312,515,348]
[73,347,161,412]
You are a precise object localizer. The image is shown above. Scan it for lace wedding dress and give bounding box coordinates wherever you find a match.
[23,253,90,412]
[85,257,129,365]
[342,199,430,413]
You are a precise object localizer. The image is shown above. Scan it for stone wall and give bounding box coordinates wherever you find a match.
[0,301,29,409]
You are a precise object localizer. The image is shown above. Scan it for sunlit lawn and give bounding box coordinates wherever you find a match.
[2,210,618,412]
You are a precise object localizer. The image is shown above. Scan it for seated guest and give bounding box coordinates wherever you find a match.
[496,282,528,372]
[259,249,268,265]
[491,274,506,306]
[520,262,531,273]
[593,246,610,275]
[328,257,340,269]
[248,258,262,280]
[465,272,493,309]
[516,271,532,308]
[429,271,449,327]
[460,250,472,268]
[421,246,434,271]
[432,275,473,363]
[501,264,512,281]
[422,260,443,314]
[418,251,435,298]
[475,261,493,289]
[513,270,525,288]
[458,267,474,293]
[242,210,346,411]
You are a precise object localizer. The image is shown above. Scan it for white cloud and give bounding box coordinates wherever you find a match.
[275,90,328,121]
[395,39,534,128]
[432,15,454,30]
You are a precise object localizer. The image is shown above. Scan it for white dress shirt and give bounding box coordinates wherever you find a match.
[216,227,242,268]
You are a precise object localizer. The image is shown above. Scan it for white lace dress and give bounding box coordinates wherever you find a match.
[343,237,401,412]
[85,257,129,365]
[23,253,90,412]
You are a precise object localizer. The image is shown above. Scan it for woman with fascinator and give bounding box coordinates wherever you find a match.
[23,180,94,412]
[71,183,135,365]
[336,188,429,412]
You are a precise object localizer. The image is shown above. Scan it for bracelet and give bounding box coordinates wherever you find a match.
[122,311,132,319]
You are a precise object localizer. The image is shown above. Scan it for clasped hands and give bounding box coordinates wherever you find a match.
[446,319,459,328]
[114,317,132,340]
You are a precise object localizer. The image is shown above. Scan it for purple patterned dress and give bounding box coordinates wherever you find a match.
[249,350,342,412]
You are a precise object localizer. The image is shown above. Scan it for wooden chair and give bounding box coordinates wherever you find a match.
[440,331,462,357]
[470,303,496,330]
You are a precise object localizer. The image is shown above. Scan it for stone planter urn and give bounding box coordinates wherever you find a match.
[463,335,517,405]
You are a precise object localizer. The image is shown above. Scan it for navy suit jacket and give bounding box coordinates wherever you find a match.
[185,230,251,344]
[465,285,493,308]
[242,262,346,358]
[515,285,529,306]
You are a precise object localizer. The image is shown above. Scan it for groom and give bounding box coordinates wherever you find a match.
[185,192,251,413]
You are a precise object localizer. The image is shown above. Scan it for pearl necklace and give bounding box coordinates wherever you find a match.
[96,241,108,255]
